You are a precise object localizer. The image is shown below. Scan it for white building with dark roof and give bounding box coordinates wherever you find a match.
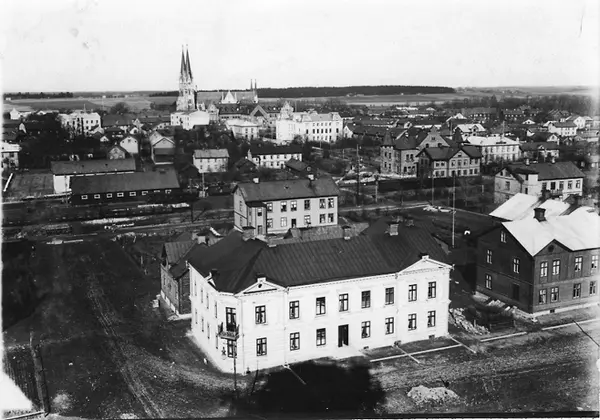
[187,218,451,373]
[225,119,260,140]
[193,149,229,173]
[275,103,343,143]
[50,158,136,193]
[233,176,341,235]
[247,144,302,169]
[464,136,520,163]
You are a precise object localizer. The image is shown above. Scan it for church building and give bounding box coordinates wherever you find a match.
[176,46,197,112]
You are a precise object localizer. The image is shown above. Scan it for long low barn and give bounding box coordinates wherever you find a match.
[70,168,181,205]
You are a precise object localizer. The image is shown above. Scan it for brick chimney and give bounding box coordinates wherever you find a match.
[388,221,399,236]
[533,207,546,222]
[242,225,255,241]
[342,225,351,240]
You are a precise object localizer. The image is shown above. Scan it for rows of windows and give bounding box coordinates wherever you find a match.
[486,251,598,277]
[253,313,438,356]
[538,281,596,304]
[541,180,582,191]
[257,285,437,323]
[265,198,335,213]
[266,213,335,229]
[81,189,169,200]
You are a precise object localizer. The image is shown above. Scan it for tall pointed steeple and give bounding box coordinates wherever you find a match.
[185,45,193,81]
[179,46,187,81]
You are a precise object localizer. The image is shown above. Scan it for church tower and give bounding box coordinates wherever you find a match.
[176,46,197,111]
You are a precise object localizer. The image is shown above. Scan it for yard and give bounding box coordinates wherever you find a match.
[5,172,54,199]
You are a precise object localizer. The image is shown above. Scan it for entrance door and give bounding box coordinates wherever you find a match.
[338,324,349,347]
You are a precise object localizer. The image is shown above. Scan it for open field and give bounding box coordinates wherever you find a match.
[5,95,177,112]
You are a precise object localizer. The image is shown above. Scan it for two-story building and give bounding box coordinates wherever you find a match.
[464,136,520,164]
[186,218,451,373]
[275,103,343,143]
[417,146,482,178]
[247,145,302,169]
[380,131,419,177]
[493,160,585,203]
[225,119,261,140]
[119,136,139,156]
[193,149,230,173]
[232,176,340,236]
[50,158,136,194]
[475,208,599,315]
[170,110,210,130]
[149,131,176,165]
[519,142,560,162]
[548,122,577,138]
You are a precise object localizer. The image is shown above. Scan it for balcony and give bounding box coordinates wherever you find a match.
[218,322,239,340]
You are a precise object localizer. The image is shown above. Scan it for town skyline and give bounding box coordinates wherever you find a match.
[2,0,599,93]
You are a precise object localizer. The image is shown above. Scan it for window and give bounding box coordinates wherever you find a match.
[428,282,436,299]
[316,297,326,315]
[256,338,267,356]
[592,255,598,270]
[266,202,273,212]
[361,291,371,308]
[328,198,335,208]
[257,208,262,217]
[541,182,547,190]
[551,287,559,302]
[500,231,506,243]
[94,194,100,199]
[290,332,300,351]
[386,317,395,334]
[513,258,520,274]
[255,305,266,324]
[281,217,287,228]
[290,200,297,211]
[304,199,311,210]
[142,191,148,196]
[575,256,583,272]
[408,284,417,302]
[281,201,287,212]
[226,339,236,358]
[504,181,510,190]
[540,261,548,277]
[289,301,299,319]
[319,214,325,224]
[304,215,311,226]
[106,193,113,198]
[117,192,124,198]
[385,287,394,305]
[408,314,417,330]
[538,289,547,304]
[573,283,581,299]
[559,181,564,190]
[427,311,436,328]
[552,260,560,275]
[214,302,218,318]
[266,218,273,228]
[328,213,334,223]
[316,328,326,346]
[486,250,493,264]
[339,294,349,312]
[568,181,573,189]
[201,316,204,331]
[129,192,136,197]
[550,181,556,190]
[576,180,581,189]
[319,199,326,209]
[361,321,371,338]
[485,274,492,289]
[590,281,597,295]
[81,195,88,200]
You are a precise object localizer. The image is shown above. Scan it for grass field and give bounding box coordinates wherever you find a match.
[5,95,177,112]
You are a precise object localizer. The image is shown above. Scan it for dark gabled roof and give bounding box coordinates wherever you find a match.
[418,147,458,161]
[552,122,577,128]
[50,158,136,175]
[520,141,560,151]
[506,161,585,181]
[102,114,135,127]
[71,168,180,194]
[164,241,196,265]
[235,177,340,203]
[249,144,302,156]
[460,145,483,158]
[392,135,419,150]
[186,220,448,294]
[285,158,311,172]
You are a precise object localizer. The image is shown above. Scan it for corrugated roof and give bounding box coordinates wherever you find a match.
[164,241,196,265]
[194,149,230,159]
[71,169,180,194]
[236,177,340,203]
[504,211,600,256]
[507,161,585,181]
[50,159,136,175]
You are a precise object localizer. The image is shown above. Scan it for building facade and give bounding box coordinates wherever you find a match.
[275,103,343,143]
[380,132,418,177]
[59,111,102,136]
[493,161,585,203]
[476,209,599,315]
[1,141,21,169]
[233,177,340,236]
[417,146,482,178]
[176,47,197,112]
[50,159,137,194]
[225,119,261,140]
[193,149,230,173]
[247,145,302,169]
[464,136,520,164]
[119,136,139,156]
[187,222,451,373]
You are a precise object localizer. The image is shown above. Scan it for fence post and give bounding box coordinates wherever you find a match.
[30,335,50,415]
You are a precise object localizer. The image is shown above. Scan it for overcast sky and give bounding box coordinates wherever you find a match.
[1,0,599,92]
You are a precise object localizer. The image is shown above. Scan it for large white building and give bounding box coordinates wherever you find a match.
[493,160,585,203]
[247,144,302,169]
[233,177,340,236]
[58,111,102,135]
[225,119,261,140]
[187,218,451,373]
[464,136,521,164]
[193,149,229,173]
[275,102,343,143]
[170,110,210,130]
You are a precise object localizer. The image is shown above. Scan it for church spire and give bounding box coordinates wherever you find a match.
[180,46,187,81]
[185,45,193,81]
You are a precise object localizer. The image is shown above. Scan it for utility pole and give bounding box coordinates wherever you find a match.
[356,142,360,205]
[452,174,456,248]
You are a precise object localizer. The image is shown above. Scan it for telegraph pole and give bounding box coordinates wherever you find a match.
[356,142,360,205]
[452,174,456,248]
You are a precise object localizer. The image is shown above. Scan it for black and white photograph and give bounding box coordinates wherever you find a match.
[1,0,599,418]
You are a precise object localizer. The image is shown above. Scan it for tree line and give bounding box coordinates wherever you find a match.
[259,85,456,98]
[4,92,74,99]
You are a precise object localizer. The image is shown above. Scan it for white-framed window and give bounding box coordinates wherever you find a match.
[486,249,493,264]
[590,281,597,295]
[165,189,171,194]
[575,256,583,272]
[117,192,124,197]
[550,287,559,302]
[142,191,148,196]
[540,261,548,277]
[290,332,300,351]
[316,297,326,315]
[319,214,326,224]
[428,282,436,299]
[304,215,311,225]
[361,321,371,338]
[93,194,100,199]
[280,217,287,228]
[500,231,506,243]
[129,192,136,197]
[290,200,297,211]
[386,317,395,334]
[316,328,326,346]
[408,284,417,301]
[408,314,417,331]
[552,259,560,276]
[427,311,436,328]
[81,195,88,200]
[485,274,492,289]
[106,193,113,198]
[538,289,547,304]
[266,202,273,212]
[281,201,287,212]
[385,287,394,305]
[592,255,599,270]
[573,283,581,299]
[361,291,371,308]
[339,294,349,312]
[289,301,300,319]
[256,338,267,356]
[255,305,266,324]
[266,218,273,228]
[513,258,520,274]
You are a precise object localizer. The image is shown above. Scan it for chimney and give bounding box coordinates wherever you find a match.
[419,252,429,260]
[533,207,546,222]
[252,177,259,184]
[256,272,266,283]
[388,221,399,236]
[210,268,219,280]
[342,225,351,240]
[524,158,530,166]
[242,225,255,241]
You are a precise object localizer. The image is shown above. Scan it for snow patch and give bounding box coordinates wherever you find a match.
[407,385,460,406]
